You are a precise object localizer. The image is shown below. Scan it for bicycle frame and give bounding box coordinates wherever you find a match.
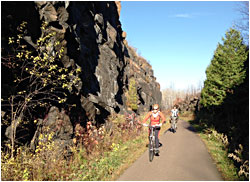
[148,125,160,162]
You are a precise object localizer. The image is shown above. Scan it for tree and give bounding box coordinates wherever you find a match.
[1,21,82,157]
[234,1,249,45]
[199,28,249,179]
[201,28,248,107]
[127,77,138,111]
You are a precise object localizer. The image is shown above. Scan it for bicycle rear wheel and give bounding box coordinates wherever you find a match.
[171,120,176,132]
[149,138,154,162]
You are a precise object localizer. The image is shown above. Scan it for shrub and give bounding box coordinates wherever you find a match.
[1,21,81,157]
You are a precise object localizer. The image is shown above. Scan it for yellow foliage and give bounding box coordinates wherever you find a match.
[2,20,84,180]
[8,37,14,44]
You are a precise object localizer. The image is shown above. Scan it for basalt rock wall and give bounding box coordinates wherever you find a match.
[1,1,162,127]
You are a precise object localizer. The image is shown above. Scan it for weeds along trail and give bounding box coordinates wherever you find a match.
[2,112,170,181]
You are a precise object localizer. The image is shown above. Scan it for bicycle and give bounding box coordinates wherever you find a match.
[143,123,162,162]
[170,116,178,133]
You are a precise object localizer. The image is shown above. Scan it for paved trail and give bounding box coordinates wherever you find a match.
[117,120,223,181]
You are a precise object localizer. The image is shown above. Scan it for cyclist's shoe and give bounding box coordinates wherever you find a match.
[155,153,160,156]
[155,149,160,156]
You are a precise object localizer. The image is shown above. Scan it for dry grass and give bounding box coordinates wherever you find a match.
[1,113,155,181]
[179,111,195,121]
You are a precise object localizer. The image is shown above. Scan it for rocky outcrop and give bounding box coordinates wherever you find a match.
[178,96,200,113]
[1,1,162,146]
[30,106,74,154]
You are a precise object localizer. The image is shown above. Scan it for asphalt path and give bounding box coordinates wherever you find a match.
[117,119,223,181]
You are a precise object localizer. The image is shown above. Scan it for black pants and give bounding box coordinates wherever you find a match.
[149,127,160,149]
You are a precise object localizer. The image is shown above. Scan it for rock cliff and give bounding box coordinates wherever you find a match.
[1,1,161,129]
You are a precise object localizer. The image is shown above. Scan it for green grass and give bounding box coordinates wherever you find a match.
[78,135,148,181]
[85,122,171,181]
[185,119,244,181]
[84,120,171,181]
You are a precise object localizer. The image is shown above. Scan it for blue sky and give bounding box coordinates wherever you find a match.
[120,1,244,90]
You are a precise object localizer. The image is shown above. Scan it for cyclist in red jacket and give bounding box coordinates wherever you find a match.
[142,104,166,156]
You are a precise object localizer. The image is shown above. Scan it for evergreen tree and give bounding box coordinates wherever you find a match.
[201,28,248,107]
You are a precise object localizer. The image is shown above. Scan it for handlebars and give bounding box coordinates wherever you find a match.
[142,123,162,127]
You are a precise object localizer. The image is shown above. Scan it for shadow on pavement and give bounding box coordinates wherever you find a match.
[163,128,172,134]
[164,128,178,134]
[185,125,197,133]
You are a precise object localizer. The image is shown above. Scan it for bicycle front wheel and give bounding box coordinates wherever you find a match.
[149,138,154,162]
